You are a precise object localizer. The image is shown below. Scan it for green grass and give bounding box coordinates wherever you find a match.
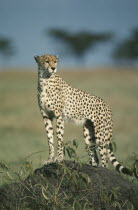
[0,69,138,170]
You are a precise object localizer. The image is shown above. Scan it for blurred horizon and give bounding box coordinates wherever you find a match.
[0,0,138,69]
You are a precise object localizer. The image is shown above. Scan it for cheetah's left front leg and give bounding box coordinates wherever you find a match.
[55,115,64,162]
[40,109,54,164]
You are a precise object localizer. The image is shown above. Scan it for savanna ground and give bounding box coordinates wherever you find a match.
[0,68,138,184]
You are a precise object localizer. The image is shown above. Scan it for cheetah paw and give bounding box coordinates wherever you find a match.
[54,156,63,163]
[44,158,55,165]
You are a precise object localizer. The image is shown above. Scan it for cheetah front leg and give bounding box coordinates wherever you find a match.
[55,115,64,162]
[40,109,54,164]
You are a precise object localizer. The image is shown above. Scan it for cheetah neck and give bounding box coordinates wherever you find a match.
[37,69,56,93]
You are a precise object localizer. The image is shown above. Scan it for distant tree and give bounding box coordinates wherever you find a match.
[46,29,113,63]
[0,36,16,66]
[112,29,138,65]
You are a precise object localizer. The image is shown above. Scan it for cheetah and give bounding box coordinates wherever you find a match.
[34,54,132,176]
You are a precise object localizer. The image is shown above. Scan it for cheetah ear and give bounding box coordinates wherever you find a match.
[34,55,39,63]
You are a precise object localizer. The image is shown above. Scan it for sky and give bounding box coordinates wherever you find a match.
[0,0,138,68]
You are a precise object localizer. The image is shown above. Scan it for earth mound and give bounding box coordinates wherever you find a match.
[0,160,137,209]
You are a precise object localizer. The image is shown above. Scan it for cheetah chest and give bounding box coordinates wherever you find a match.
[38,83,64,116]
[38,88,53,112]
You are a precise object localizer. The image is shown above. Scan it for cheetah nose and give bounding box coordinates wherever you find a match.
[51,67,55,71]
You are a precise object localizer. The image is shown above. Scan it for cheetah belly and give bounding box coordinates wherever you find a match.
[63,111,85,125]
[63,100,86,125]
[63,90,97,125]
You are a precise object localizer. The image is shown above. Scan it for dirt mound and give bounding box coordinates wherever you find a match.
[0,160,137,209]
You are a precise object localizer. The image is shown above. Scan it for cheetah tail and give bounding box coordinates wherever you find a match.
[107,142,133,176]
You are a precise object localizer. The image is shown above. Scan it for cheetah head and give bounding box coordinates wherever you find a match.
[34,54,58,76]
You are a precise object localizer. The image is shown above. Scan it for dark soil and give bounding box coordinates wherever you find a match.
[0,160,137,209]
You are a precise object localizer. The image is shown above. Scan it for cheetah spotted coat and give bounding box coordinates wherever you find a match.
[34,54,132,176]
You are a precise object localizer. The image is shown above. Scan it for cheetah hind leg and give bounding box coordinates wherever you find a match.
[83,120,99,167]
[98,142,108,168]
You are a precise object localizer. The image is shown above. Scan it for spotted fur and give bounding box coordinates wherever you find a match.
[34,54,132,176]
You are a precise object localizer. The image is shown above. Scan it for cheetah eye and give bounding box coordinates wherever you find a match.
[45,60,49,64]
[55,61,57,63]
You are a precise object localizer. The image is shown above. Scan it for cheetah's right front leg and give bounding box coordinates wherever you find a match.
[40,109,54,164]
